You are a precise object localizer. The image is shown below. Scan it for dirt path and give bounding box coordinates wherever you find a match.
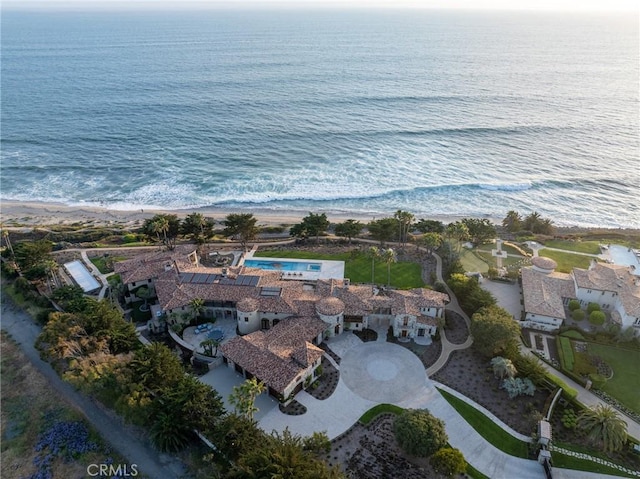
[0,295,187,479]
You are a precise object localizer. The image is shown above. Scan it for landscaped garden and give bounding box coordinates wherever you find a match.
[536,250,594,272]
[541,239,602,255]
[253,247,424,289]
[556,335,640,416]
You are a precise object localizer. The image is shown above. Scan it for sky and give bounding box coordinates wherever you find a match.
[3,0,639,12]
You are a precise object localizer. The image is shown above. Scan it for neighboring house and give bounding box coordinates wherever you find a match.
[113,245,200,302]
[521,257,576,332]
[521,256,640,333]
[114,249,449,402]
[573,261,640,331]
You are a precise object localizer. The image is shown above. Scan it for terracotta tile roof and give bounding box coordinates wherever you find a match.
[573,263,640,317]
[316,297,345,315]
[522,267,575,319]
[219,317,325,394]
[114,246,199,285]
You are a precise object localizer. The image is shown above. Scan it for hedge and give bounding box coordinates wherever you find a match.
[557,336,574,371]
[545,374,578,400]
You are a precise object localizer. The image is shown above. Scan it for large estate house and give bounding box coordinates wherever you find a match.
[522,256,640,333]
[114,247,449,402]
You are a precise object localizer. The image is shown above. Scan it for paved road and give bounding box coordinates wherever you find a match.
[0,295,187,479]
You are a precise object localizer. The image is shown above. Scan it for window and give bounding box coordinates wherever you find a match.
[403,317,409,326]
[244,317,249,322]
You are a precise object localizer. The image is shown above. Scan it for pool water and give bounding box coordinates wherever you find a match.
[244,259,322,272]
[208,329,224,341]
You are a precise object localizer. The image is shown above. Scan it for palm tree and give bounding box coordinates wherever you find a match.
[189,297,205,325]
[419,232,442,259]
[367,246,380,284]
[394,210,415,249]
[502,210,522,233]
[491,356,517,379]
[578,404,628,453]
[152,217,170,246]
[200,338,220,357]
[381,248,396,287]
[2,229,15,258]
[135,286,153,312]
[229,377,266,420]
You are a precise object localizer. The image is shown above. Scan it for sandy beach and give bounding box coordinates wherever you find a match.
[0,200,482,230]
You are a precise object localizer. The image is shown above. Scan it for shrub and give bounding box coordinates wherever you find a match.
[122,233,139,243]
[561,409,578,429]
[501,377,536,399]
[587,302,601,314]
[568,299,581,311]
[589,311,606,326]
[431,447,467,476]
[589,373,607,389]
[394,409,448,457]
[433,280,448,293]
[572,309,585,321]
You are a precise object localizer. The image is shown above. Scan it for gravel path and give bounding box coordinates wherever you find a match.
[0,294,187,479]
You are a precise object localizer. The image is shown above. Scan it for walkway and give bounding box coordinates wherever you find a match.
[426,252,472,376]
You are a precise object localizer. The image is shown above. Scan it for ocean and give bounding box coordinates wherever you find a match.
[1,10,638,228]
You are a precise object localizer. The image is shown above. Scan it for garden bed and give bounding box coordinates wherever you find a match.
[325,413,448,479]
[445,310,469,345]
[432,349,549,435]
[307,357,339,400]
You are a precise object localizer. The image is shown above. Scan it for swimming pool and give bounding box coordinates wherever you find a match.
[244,259,322,272]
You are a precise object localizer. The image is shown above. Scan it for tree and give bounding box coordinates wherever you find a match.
[367,246,380,284]
[223,213,259,250]
[181,212,214,244]
[470,305,521,359]
[501,377,536,398]
[143,214,180,249]
[211,414,264,463]
[200,338,220,357]
[502,210,523,233]
[447,273,496,316]
[491,356,517,379]
[303,431,332,456]
[444,222,469,256]
[135,286,153,311]
[394,210,415,248]
[430,447,467,476]
[289,213,330,244]
[1,229,15,258]
[334,219,363,243]
[381,247,396,287]
[578,404,627,453]
[572,309,585,321]
[461,218,496,246]
[130,342,184,394]
[414,219,444,234]
[513,353,547,385]
[228,428,345,479]
[189,297,205,325]
[394,409,448,457]
[13,239,53,271]
[229,377,266,420]
[589,310,606,325]
[418,232,442,258]
[587,302,601,314]
[568,299,581,311]
[367,217,397,245]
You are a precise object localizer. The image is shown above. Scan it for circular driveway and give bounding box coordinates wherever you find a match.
[340,342,433,403]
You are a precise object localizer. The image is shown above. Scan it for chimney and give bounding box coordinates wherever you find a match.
[222,268,228,278]
[343,278,350,289]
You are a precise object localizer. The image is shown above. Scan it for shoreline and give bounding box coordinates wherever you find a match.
[1,200,638,235]
[0,200,497,229]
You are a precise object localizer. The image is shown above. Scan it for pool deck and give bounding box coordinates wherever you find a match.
[243,251,345,280]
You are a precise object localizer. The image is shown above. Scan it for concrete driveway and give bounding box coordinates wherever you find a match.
[481,279,523,319]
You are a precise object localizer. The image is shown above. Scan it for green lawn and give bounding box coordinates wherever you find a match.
[359,403,404,425]
[475,251,525,269]
[537,250,594,273]
[588,343,640,415]
[253,250,424,289]
[436,388,530,458]
[543,240,601,255]
[459,249,489,273]
[553,451,635,478]
[90,255,127,274]
[476,243,525,256]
